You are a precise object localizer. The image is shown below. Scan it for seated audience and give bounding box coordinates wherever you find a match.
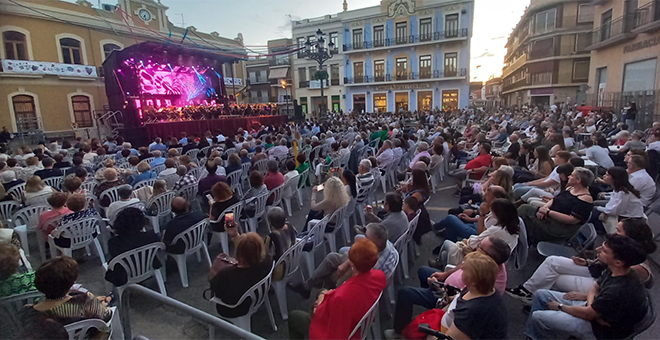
[0,242,37,298]
[106,185,140,225]
[24,176,54,202]
[162,197,206,254]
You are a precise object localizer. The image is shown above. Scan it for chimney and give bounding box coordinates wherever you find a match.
[343,0,348,11]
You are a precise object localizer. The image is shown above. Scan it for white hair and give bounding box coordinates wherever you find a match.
[359,159,372,171]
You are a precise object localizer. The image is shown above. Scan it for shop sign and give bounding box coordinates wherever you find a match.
[623,36,660,53]
[374,83,432,91]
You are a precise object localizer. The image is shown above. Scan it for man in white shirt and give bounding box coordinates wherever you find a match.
[106,185,140,224]
[376,140,394,168]
[647,131,660,153]
[409,142,431,169]
[158,159,177,177]
[392,139,404,160]
[268,138,289,161]
[627,154,656,206]
[583,140,614,169]
[216,131,226,143]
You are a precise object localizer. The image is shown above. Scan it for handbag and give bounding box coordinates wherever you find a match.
[402,309,446,340]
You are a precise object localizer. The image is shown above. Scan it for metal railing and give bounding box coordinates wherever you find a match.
[269,58,291,66]
[590,13,635,46]
[584,90,660,130]
[342,28,468,52]
[119,284,265,340]
[299,80,309,88]
[343,68,467,84]
[634,0,660,29]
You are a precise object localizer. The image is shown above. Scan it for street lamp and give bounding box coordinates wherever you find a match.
[303,28,336,120]
[281,79,290,118]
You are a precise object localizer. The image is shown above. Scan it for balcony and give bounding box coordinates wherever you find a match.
[343,68,467,85]
[502,77,530,92]
[342,29,469,53]
[588,13,636,50]
[632,0,660,34]
[269,58,291,67]
[331,78,340,86]
[297,47,339,59]
[299,81,309,88]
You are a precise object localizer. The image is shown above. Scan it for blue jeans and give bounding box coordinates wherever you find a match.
[433,215,477,242]
[513,184,534,200]
[393,266,439,333]
[525,289,595,340]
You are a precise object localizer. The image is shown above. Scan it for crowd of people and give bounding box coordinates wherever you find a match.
[0,103,658,340]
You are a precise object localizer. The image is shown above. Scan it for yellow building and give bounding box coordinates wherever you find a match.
[0,0,246,139]
[586,0,660,128]
[502,0,595,108]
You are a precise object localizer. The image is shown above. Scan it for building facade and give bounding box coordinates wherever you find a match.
[292,14,345,115]
[484,77,503,110]
[0,0,245,138]
[586,0,660,127]
[244,38,294,113]
[501,0,595,108]
[342,0,472,113]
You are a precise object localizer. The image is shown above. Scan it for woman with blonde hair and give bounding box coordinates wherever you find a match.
[24,175,54,201]
[304,176,350,231]
[131,161,157,187]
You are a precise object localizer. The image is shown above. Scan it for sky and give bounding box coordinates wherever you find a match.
[81,0,531,81]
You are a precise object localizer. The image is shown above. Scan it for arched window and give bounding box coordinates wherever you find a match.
[3,31,27,60]
[71,95,93,128]
[103,43,121,60]
[11,95,38,131]
[60,38,83,64]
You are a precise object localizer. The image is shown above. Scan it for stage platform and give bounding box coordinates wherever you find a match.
[142,115,288,141]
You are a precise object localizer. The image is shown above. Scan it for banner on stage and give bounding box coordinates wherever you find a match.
[1,59,98,78]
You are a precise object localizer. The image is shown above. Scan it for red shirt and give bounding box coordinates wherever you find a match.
[263,171,285,204]
[465,153,492,179]
[310,270,386,340]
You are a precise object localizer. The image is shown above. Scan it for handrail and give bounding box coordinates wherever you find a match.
[119,284,265,340]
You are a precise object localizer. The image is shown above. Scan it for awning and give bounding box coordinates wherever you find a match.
[268,68,288,79]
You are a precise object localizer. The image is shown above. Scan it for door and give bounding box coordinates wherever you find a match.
[12,95,39,131]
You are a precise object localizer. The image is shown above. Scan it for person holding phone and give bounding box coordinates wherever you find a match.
[208,182,240,233]
[303,177,349,232]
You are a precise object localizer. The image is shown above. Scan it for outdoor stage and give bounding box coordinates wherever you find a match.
[142,115,288,140]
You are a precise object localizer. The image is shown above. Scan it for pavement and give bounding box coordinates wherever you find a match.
[23,177,660,339]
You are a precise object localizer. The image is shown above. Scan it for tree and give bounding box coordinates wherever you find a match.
[314,70,329,80]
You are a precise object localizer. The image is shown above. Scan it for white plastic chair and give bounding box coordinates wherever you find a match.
[227,170,243,197]
[100,186,123,207]
[323,204,349,253]
[267,182,285,211]
[12,204,50,258]
[146,191,176,234]
[80,180,98,194]
[301,215,330,278]
[161,174,180,190]
[281,174,300,216]
[104,242,167,301]
[223,148,237,158]
[185,149,200,159]
[240,162,252,187]
[133,178,157,190]
[200,146,211,157]
[151,164,166,175]
[0,290,44,332]
[64,306,122,340]
[43,176,63,190]
[243,191,269,233]
[209,202,244,254]
[296,168,310,208]
[344,197,357,242]
[393,212,420,280]
[189,166,204,180]
[176,183,201,212]
[271,240,305,320]
[167,219,212,288]
[310,145,324,168]
[354,184,373,227]
[208,263,278,334]
[48,217,106,266]
[142,157,155,165]
[254,159,268,175]
[0,200,20,227]
[348,292,382,340]
[7,183,26,203]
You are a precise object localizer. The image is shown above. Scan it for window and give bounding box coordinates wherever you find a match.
[530,37,554,58]
[530,72,552,85]
[575,33,592,52]
[307,36,317,53]
[297,37,306,57]
[444,52,458,77]
[396,22,407,44]
[373,25,385,47]
[353,29,363,49]
[330,64,340,85]
[329,32,338,50]
[3,31,27,60]
[577,4,594,23]
[60,38,83,64]
[535,9,556,34]
[373,94,387,113]
[374,60,385,81]
[309,66,317,80]
[420,18,433,41]
[573,61,590,80]
[623,58,657,92]
[419,55,432,78]
[396,57,408,80]
[249,71,257,83]
[597,67,608,86]
[600,10,613,41]
[445,14,459,37]
[11,95,38,131]
[353,62,364,83]
[71,95,93,128]
[441,90,459,110]
[418,91,433,111]
[298,67,307,82]
[102,43,121,60]
[261,90,268,101]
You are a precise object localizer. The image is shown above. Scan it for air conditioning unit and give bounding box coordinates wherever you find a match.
[101,4,117,11]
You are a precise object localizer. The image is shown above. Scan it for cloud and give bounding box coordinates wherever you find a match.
[474,51,496,59]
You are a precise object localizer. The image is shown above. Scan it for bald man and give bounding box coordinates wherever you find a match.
[162,196,206,254]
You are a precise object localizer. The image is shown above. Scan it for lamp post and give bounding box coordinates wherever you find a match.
[281,79,290,118]
[304,29,335,120]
